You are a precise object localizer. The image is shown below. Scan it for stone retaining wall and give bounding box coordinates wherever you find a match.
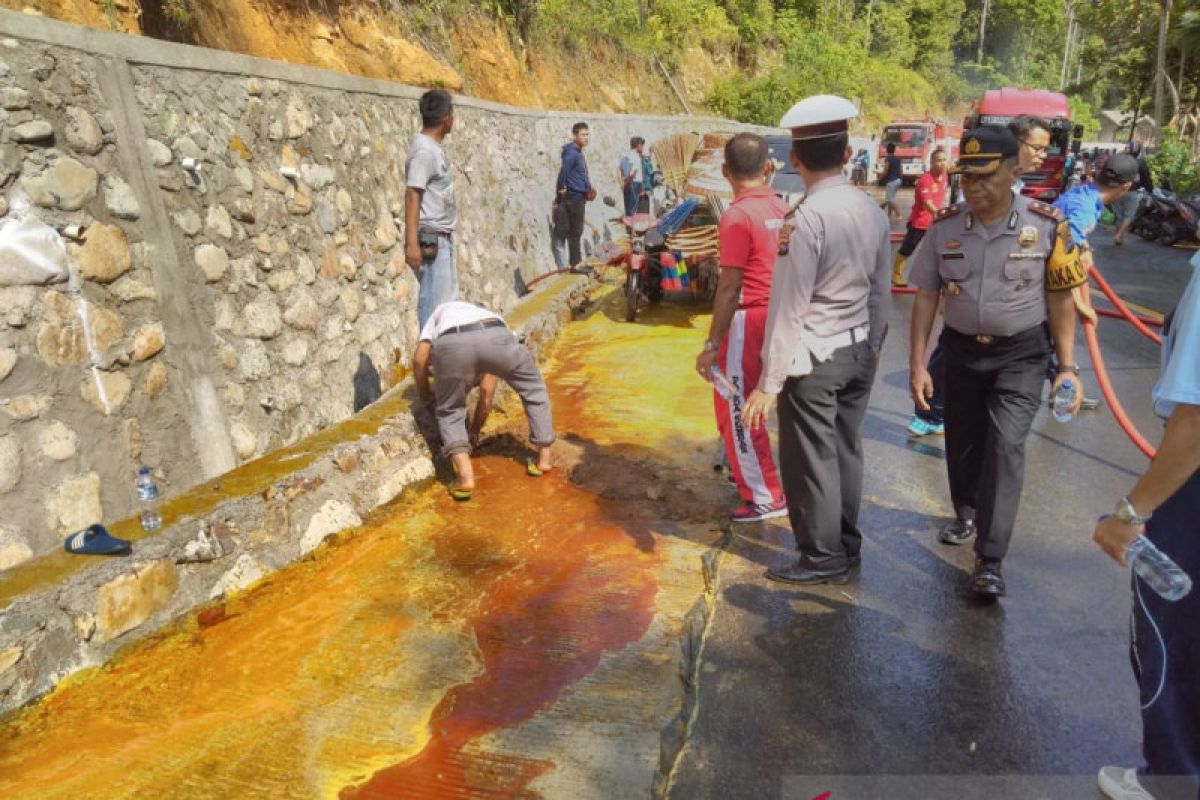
[0,9,761,565]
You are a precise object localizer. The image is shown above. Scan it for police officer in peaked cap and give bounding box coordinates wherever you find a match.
[742,94,892,585]
[907,125,1087,599]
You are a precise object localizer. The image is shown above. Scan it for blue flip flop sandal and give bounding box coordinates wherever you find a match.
[64,524,132,556]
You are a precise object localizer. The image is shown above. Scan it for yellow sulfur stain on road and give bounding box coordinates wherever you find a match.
[0,284,724,800]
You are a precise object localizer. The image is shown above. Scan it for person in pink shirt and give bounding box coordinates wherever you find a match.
[891,147,949,287]
[695,133,789,523]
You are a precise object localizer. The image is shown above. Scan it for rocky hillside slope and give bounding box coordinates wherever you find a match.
[3,0,730,114]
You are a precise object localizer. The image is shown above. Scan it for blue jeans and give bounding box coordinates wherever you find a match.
[1134,469,1200,799]
[417,233,458,328]
[623,182,641,216]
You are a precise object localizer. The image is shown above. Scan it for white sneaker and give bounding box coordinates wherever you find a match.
[1099,766,1156,800]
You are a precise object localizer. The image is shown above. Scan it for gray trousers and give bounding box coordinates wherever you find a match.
[777,340,876,570]
[432,326,555,457]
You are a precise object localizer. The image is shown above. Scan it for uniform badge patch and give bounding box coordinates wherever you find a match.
[1018,226,1038,248]
[947,281,962,296]
[945,239,962,250]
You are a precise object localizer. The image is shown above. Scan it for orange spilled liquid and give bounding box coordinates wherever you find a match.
[0,285,715,799]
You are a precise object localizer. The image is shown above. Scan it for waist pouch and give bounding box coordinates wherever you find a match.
[418,228,440,261]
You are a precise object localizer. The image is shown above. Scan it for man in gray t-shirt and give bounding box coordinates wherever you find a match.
[405,89,459,327]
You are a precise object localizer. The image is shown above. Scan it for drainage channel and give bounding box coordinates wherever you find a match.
[0,283,735,799]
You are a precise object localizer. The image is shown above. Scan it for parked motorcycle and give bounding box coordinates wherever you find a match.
[1131,188,1179,244]
[604,197,669,322]
[1160,194,1200,247]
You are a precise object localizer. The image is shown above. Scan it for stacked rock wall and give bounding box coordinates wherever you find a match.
[0,10,760,565]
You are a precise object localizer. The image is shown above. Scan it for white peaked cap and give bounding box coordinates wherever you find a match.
[779,95,859,140]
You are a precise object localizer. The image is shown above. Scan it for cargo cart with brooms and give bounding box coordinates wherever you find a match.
[600,132,730,322]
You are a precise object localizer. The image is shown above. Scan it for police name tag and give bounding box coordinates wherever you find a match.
[940,252,965,260]
[1007,252,1046,260]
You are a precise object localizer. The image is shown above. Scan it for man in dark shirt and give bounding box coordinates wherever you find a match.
[554,122,595,271]
[1113,140,1154,246]
[881,143,903,220]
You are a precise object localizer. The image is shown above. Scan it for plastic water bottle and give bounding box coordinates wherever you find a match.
[1052,379,1077,423]
[136,467,162,532]
[710,365,735,400]
[1127,534,1193,601]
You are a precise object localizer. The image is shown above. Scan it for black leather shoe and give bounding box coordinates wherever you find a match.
[939,518,976,545]
[972,558,1006,598]
[766,563,851,585]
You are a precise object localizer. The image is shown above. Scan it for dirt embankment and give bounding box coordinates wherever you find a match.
[4,0,719,114]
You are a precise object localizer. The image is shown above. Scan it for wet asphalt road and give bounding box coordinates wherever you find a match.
[669,201,1197,799]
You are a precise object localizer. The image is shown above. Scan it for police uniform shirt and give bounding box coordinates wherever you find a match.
[908,195,1086,337]
[760,174,892,394]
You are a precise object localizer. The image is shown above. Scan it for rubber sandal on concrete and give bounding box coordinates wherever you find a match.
[449,487,473,502]
[64,524,131,556]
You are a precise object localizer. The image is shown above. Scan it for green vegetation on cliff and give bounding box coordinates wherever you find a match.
[487,0,1200,140]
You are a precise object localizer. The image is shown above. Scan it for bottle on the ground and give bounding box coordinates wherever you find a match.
[1052,379,1077,423]
[1127,534,1193,601]
[136,466,162,532]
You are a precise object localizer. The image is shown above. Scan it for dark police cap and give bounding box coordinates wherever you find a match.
[950,125,1020,175]
[1098,153,1140,187]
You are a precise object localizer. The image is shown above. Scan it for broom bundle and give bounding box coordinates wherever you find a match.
[667,224,719,260]
[650,133,700,196]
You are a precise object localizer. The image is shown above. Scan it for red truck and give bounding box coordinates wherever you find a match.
[876,117,963,185]
[965,88,1084,202]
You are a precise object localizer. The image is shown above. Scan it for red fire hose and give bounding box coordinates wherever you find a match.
[1088,266,1164,344]
[1083,315,1157,458]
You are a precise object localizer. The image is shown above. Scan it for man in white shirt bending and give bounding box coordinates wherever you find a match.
[413,301,556,500]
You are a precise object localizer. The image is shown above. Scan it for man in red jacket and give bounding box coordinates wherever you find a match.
[891,147,948,287]
[695,133,789,523]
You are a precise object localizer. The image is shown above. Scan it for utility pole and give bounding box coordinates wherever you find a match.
[978,0,991,63]
[1060,2,1076,90]
[1153,0,1172,144]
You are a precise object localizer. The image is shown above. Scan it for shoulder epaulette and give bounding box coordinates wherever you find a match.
[933,204,962,222]
[1028,200,1062,220]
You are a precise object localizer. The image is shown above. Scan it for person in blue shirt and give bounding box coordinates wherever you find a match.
[619,137,646,216]
[1093,248,1200,800]
[1054,153,1138,248]
[554,122,595,271]
[1050,153,1140,413]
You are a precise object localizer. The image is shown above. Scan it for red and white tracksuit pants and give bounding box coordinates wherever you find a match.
[714,306,784,506]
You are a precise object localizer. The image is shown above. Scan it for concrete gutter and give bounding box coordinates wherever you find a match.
[0,272,591,715]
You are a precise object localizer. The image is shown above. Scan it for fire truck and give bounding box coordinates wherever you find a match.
[876,117,963,184]
[964,88,1084,202]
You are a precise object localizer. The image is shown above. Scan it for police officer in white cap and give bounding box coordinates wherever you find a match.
[742,95,892,585]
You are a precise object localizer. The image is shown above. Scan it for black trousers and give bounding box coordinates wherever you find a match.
[777,340,876,570]
[941,325,1051,561]
[898,223,927,257]
[1134,469,1200,800]
[554,191,587,266]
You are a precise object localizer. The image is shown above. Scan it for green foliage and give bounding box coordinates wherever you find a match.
[163,0,194,26]
[1151,128,1200,195]
[705,11,942,127]
[1068,96,1101,140]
